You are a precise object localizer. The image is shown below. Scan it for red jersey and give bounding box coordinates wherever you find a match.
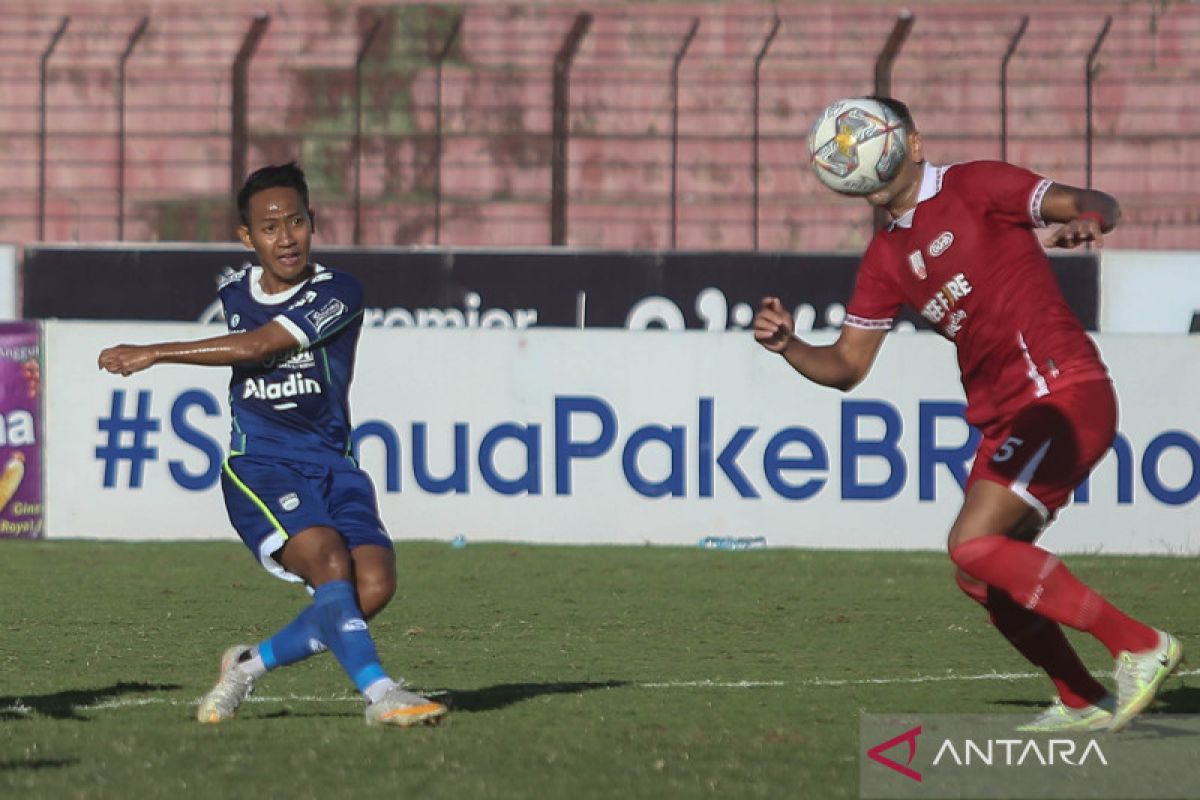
[845,161,1108,435]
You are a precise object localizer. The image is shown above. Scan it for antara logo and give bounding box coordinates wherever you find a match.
[867,724,1108,784]
[932,737,1107,767]
[243,373,323,400]
[868,725,923,782]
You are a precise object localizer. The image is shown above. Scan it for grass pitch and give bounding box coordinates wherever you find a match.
[1,540,1196,799]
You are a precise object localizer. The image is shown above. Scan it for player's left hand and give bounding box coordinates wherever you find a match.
[1044,216,1103,249]
[98,345,156,377]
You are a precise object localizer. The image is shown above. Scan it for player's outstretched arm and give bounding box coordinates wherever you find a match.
[98,321,299,377]
[753,297,887,392]
[1040,183,1120,249]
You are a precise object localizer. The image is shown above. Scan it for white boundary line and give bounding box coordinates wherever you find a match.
[3,668,1196,716]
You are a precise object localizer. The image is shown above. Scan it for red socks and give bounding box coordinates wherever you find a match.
[952,535,1159,658]
[957,571,1107,707]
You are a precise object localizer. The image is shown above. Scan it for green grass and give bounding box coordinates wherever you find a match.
[1,541,1196,799]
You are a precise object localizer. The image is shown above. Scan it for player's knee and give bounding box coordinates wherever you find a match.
[356,573,396,619]
[280,528,353,584]
[948,534,1005,577]
[954,569,988,605]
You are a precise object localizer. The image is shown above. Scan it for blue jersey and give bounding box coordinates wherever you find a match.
[219,264,364,465]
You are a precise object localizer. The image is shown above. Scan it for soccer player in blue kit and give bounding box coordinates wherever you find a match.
[98,162,446,728]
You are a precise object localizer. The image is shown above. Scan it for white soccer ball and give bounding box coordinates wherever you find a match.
[808,97,909,195]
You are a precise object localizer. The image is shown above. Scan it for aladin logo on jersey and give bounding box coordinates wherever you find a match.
[243,373,323,400]
[928,231,955,257]
[305,299,348,334]
[920,272,972,337]
[278,492,300,512]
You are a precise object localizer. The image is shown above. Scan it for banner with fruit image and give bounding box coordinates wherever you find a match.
[0,322,41,539]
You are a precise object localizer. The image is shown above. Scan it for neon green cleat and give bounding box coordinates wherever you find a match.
[1016,695,1114,732]
[1108,630,1183,733]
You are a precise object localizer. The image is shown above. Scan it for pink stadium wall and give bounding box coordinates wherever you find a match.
[1,0,1198,250]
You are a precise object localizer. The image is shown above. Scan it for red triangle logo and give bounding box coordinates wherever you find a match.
[867,724,923,782]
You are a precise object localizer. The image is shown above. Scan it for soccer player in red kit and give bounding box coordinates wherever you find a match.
[754,97,1182,732]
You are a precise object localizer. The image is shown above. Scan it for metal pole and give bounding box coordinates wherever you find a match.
[999,16,1029,163]
[550,13,592,246]
[433,15,462,245]
[872,11,914,231]
[752,16,780,251]
[1085,16,1112,189]
[670,19,699,249]
[38,16,69,242]
[353,16,384,246]
[116,17,149,241]
[230,14,270,233]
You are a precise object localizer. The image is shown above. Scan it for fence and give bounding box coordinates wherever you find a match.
[1,1,1198,250]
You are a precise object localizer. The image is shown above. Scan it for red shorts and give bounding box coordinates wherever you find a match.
[967,379,1117,520]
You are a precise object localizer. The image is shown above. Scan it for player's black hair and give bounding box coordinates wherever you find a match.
[866,96,915,131]
[237,162,311,226]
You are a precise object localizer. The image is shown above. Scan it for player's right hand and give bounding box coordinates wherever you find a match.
[98,345,156,377]
[753,297,795,354]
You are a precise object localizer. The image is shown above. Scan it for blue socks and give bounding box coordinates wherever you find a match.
[258,604,326,670]
[310,580,389,692]
[254,580,391,696]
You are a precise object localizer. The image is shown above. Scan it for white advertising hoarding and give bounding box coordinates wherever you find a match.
[45,322,1200,553]
[1101,250,1200,333]
[0,245,17,319]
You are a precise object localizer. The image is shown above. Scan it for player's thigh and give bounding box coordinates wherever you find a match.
[221,455,339,582]
[961,380,1117,541]
[327,464,393,553]
[276,525,356,586]
[948,479,1043,551]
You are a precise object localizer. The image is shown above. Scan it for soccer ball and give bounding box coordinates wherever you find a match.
[808,97,908,195]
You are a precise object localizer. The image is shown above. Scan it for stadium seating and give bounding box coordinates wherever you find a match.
[1,1,1197,250]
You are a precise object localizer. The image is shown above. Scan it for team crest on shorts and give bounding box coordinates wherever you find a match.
[279,492,300,512]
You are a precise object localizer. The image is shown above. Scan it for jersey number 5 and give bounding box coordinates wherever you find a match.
[992,436,1024,463]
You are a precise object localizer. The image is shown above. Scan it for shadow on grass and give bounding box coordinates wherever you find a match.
[0,758,79,772]
[993,681,1200,714]
[257,709,359,721]
[235,680,628,720]
[0,681,182,721]
[1157,684,1200,713]
[991,698,1050,710]
[442,680,628,713]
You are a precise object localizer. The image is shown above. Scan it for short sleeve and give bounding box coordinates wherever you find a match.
[273,272,363,349]
[845,241,901,331]
[952,161,1052,228]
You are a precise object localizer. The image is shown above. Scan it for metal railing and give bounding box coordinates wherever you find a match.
[1,2,1198,250]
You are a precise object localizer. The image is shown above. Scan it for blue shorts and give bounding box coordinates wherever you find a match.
[221,455,392,583]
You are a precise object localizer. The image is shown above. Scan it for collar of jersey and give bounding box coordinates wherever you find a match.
[250,263,326,305]
[887,163,949,230]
